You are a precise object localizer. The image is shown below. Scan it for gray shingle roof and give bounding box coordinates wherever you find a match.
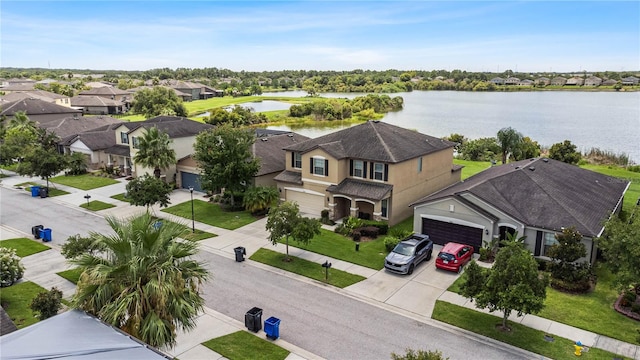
[70,96,123,106]
[283,120,454,163]
[411,158,630,237]
[252,132,310,176]
[274,170,303,185]
[0,306,17,336]
[327,178,393,201]
[62,123,123,151]
[41,115,122,140]
[0,90,67,102]
[0,98,81,118]
[127,116,213,138]
[79,87,130,96]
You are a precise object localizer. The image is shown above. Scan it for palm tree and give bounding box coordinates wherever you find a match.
[8,111,37,131]
[133,126,176,178]
[243,186,279,214]
[71,213,209,349]
[496,127,523,164]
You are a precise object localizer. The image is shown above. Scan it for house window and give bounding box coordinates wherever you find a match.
[381,198,389,218]
[418,157,423,173]
[293,152,302,169]
[120,132,129,144]
[353,160,364,178]
[311,157,328,176]
[543,232,558,256]
[132,136,139,149]
[373,163,384,181]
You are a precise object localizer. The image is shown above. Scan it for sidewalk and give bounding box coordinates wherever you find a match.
[2,172,639,360]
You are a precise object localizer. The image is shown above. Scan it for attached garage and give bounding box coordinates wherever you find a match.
[285,189,324,215]
[181,171,202,192]
[422,218,483,252]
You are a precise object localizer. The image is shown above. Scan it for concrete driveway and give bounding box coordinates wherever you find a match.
[345,244,468,317]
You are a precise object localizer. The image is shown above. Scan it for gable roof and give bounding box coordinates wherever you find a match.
[0,98,81,118]
[79,87,131,96]
[411,158,629,237]
[62,123,124,151]
[127,116,213,138]
[0,90,68,102]
[252,132,310,176]
[41,115,122,141]
[71,95,123,107]
[283,120,454,163]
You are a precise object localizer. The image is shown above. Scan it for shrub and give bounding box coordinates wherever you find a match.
[0,247,25,287]
[621,290,638,307]
[30,287,63,319]
[61,234,106,260]
[361,220,389,235]
[535,258,551,272]
[356,226,380,238]
[384,236,400,252]
[628,165,640,173]
[351,231,362,242]
[478,247,491,262]
[550,277,591,293]
[391,348,449,360]
[389,228,413,240]
[631,303,640,314]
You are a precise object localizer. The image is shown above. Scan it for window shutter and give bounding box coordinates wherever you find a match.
[363,162,368,179]
[349,159,353,176]
[369,164,374,179]
[291,152,294,167]
[384,164,389,181]
[324,159,329,176]
[534,231,542,256]
[310,158,314,173]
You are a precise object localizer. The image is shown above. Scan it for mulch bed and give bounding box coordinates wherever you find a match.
[613,293,640,321]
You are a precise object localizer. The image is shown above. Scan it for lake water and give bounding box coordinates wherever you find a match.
[262,91,640,163]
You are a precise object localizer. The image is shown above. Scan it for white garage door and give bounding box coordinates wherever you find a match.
[286,190,324,215]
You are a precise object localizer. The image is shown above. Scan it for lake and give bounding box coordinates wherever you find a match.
[262,90,640,163]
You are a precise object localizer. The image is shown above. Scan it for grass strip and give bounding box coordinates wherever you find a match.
[57,268,83,284]
[80,200,116,211]
[0,238,50,257]
[110,193,129,202]
[50,173,119,190]
[202,331,289,360]
[432,301,627,360]
[250,248,366,288]
[162,199,256,230]
[150,217,216,241]
[0,281,48,329]
[18,182,69,197]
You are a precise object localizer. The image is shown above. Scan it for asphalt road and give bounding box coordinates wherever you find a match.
[1,187,531,360]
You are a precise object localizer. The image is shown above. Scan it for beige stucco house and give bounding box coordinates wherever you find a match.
[274,120,462,225]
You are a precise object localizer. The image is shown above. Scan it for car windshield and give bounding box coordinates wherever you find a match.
[438,252,455,261]
[393,243,415,256]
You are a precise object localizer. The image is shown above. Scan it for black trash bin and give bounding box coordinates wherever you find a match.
[32,225,44,239]
[39,187,49,198]
[234,246,246,262]
[245,307,262,332]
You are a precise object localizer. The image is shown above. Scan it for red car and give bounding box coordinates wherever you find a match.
[435,242,474,273]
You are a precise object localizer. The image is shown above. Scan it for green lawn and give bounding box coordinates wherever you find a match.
[18,182,69,197]
[51,173,119,190]
[453,159,492,180]
[432,301,626,360]
[202,331,290,360]
[161,199,256,230]
[151,217,216,241]
[280,229,387,270]
[57,268,83,284]
[250,248,366,288]
[0,281,48,328]
[580,164,640,215]
[446,263,638,344]
[117,114,147,121]
[0,238,50,257]
[110,193,129,202]
[80,200,116,211]
[184,95,310,116]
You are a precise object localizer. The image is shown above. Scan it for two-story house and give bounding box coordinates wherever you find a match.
[274,120,461,225]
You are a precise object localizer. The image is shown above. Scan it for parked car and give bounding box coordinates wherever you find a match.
[384,234,433,275]
[435,242,474,273]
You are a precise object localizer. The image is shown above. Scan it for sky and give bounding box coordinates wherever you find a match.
[1,1,639,73]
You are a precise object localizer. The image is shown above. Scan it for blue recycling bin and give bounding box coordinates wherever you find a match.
[39,228,52,242]
[31,186,41,197]
[264,316,280,340]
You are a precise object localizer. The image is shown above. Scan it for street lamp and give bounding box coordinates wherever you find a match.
[84,194,91,209]
[189,187,195,233]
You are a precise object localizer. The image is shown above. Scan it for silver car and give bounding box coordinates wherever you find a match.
[384,234,433,275]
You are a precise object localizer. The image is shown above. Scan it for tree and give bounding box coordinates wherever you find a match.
[130,86,188,119]
[61,234,107,260]
[513,136,541,160]
[193,124,260,208]
[15,129,67,189]
[243,186,279,214]
[459,241,548,330]
[132,127,176,178]
[444,133,466,153]
[0,247,25,287]
[391,348,449,360]
[598,213,640,292]
[265,201,321,261]
[548,140,581,164]
[496,127,523,164]
[67,152,88,175]
[30,287,62,319]
[8,111,36,130]
[71,213,209,349]
[125,174,173,210]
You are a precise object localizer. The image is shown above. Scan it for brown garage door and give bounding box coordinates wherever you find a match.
[422,218,482,252]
